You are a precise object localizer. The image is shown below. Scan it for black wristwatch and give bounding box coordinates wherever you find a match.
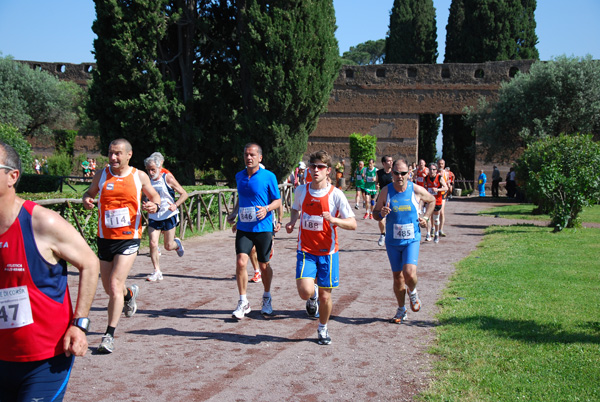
[72,317,91,333]
[155,202,161,212]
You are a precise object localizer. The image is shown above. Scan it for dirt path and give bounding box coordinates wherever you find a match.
[65,197,537,401]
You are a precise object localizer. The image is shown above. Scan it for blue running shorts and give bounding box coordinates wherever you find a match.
[295,251,339,288]
[385,241,420,272]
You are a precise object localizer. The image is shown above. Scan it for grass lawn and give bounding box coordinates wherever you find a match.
[478,203,600,224]
[422,225,600,401]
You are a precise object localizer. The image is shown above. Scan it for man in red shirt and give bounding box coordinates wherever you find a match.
[424,163,448,243]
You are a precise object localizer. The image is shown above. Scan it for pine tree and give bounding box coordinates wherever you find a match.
[386,0,439,163]
[443,0,539,180]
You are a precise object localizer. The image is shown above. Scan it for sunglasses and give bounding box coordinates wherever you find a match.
[0,164,16,171]
[310,163,328,170]
[393,170,409,176]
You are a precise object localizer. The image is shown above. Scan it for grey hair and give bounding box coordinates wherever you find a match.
[150,152,164,166]
[144,154,162,168]
[0,141,22,187]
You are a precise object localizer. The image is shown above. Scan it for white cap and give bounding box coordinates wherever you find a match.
[298,161,306,169]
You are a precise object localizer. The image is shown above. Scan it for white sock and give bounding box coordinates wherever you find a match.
[263,291,271,299]
[409,288,417,295]
[318,323,327,331]
[311,287,318,299]
[240,294,248,302]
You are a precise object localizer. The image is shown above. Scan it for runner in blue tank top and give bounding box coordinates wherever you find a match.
[373,159,435,324]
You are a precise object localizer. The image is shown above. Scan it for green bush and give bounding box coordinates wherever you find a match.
[17,174,62,193]
[348,132,377,174]
[53,129,78,156]
[0,123,35,174]
[516,134,600,231]
[47,152,73,176]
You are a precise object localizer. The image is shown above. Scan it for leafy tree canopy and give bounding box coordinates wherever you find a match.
[516,134,600,231]
[0,56,82,138]
[342,39,386,65]
[465,55,600,161]
[0,123,34,174]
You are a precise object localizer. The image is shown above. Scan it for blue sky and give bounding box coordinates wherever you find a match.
[0,0,599,64]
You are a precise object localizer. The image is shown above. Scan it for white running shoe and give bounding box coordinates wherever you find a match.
[97,334,114,354]
[409,289,421,312]
[232,300,251,319]
[389,307,408,324]
[261,296,273,315]
[146,271,163,282]
[306,284,319,317]
[174,238,184,257]
[425,234,432,242]
[378,234,385,246]
[317,327,331,345]
[434,234,439,243]
[124,284,139,317]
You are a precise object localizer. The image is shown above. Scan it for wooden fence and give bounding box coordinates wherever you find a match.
[35,183,294,241]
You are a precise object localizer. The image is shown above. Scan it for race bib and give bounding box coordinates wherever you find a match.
[356,174,363,181]
[367,176,376,182]
[0,286,34,330]
[393,223,415,240]
[302,213,324,231]
[104,207,131,229]
[239,206,257,223]
[428,188,436,195]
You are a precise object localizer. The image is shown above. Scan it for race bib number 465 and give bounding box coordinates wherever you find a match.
[0,286,34,329]
[393,223,415,240]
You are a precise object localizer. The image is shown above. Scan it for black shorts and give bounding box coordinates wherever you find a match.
[434,204,442,212]
[149,215,179,231]
[97,238,141,262]
[235,230,273,263]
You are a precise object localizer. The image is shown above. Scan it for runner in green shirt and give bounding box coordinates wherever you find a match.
[363,159,378,219]
[353,161,365,209]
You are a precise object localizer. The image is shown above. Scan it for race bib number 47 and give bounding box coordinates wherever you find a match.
[0,286,34,329]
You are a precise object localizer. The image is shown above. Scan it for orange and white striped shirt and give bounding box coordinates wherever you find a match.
[97,167,143,239]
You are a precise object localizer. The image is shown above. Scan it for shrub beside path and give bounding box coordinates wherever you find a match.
[66,198,546,401]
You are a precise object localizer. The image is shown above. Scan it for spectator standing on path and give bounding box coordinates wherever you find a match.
[82,138,161,354]
[352,160,366,210]
[478,170,487,197]
[335,159,345,189]
[286,150,356,345]
[491,166,501,198]
[373,158,434,324]
[363,159,378,219]
[226,143,281,319]
[0,141,99,400]
[424,163,448,243]
[34,159,41,174]
[506,167,516,198]
[376,155,394,246]
[143,153,188,282]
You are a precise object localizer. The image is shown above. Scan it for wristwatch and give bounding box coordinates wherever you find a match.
[155,202,161,212]
[72,317,91,333]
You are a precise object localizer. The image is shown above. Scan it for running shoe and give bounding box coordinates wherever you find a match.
[306,284,319,317]
[250,271,262,283]
[146,271,163,282]
[434,234,439,243]
[409,289,421,312]
[439,231,447,237]
[124,284,139,317]
[369,213,374,220]
[389,307,408,324]
[97,334,114,354]
[354,204,359,210]
[261,296,273,315]
[174,238,184,257]
[425,234,432,242]
[317,327,331,345]
[232,300,251,319]
[378,234,385,247]
[363,212,369,219]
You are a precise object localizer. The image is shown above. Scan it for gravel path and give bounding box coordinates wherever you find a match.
[64,197,540,401]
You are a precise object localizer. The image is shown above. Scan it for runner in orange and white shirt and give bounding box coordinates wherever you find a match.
[82,138,160,354]
[424,162,448,244]
[286,150,356,346]
[437,159,451,237]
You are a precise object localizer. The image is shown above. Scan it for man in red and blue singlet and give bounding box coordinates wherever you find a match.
[0,141,99,401]
[286,150,356,345]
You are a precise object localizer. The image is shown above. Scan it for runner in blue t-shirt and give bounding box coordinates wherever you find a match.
[227,143,281,319]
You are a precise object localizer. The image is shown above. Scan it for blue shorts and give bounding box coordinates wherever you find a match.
[385,241,420,272]
[148,215,180,231]
[295,251,339,288]
[0,353,74,402]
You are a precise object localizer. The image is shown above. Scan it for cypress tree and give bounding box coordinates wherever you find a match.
[443,0,539,180]
[386,0,439,163]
